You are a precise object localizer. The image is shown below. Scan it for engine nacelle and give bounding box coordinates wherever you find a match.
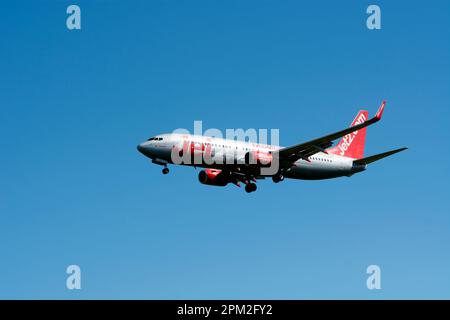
[198,169,229,186]
[245,151,273,167]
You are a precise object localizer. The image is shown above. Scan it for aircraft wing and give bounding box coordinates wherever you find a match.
[275,101,386,162]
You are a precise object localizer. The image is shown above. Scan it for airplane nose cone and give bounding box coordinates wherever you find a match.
[137,143,146,154]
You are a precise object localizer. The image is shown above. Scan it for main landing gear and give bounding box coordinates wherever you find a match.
[162,167,169,174]
[245,182,257,193]
[272,174,284,183]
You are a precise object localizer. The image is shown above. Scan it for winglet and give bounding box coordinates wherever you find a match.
[374,100,386,121]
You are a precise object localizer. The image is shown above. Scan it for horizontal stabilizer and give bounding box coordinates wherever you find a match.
[353,147,407,165]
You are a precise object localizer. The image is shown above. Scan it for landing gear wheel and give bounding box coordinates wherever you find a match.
[272,174,284,183]
[162,167,169,174]
[245,183,257,193]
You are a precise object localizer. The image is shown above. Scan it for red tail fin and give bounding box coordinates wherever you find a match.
[327,110,368,159]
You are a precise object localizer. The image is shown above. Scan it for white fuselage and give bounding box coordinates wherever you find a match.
[137,133,364,180]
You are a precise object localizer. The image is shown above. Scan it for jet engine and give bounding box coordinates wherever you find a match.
[198,169,229,186]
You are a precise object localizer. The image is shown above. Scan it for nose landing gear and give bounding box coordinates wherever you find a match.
[162,167,169,174]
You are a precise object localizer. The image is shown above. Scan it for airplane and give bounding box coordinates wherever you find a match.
[137,101,407,193]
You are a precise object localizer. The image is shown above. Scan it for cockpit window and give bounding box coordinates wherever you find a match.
[148,137,155,141]
[147,137,163,141]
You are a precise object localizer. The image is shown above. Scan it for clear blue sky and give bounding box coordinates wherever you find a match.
[1,0,449,299]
